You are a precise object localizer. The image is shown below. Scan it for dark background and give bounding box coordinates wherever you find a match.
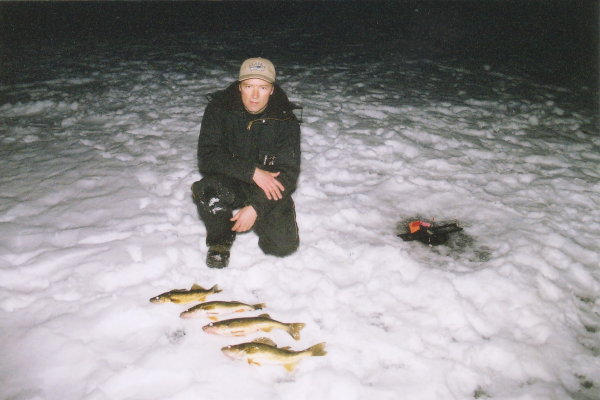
[1,1,598,94]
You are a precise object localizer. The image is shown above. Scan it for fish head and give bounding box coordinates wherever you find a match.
[221,344,247,360]
[180,307,206,319]
[202,322,219,334]
[179,311,194,318]
[149,294,169,303]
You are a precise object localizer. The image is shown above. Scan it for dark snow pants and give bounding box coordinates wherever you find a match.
[191,175,299,257]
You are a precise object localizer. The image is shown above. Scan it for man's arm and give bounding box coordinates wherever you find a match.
[230,205,257,232]
[230,167,285,232]
[253,168,285,200]
[247,119,301,218]
[197,103,256,184]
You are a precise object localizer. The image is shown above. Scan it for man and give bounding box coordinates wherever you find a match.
[192,57,301,268]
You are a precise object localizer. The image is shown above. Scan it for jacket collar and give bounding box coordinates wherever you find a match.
[208,82,300,119]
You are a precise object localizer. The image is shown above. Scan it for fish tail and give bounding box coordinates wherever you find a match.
[253,303,266,310]
[287,323,306,341]
[307,342,327,357]
[211,284,223,294]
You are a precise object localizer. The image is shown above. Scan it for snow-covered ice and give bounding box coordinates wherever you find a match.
[1,3,599,400]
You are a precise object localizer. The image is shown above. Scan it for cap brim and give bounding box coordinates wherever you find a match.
[238,74,275,83]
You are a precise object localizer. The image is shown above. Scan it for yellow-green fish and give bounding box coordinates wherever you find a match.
[222,337,326,371]
[149,284,222,304]
[180,301,266,320]
[202,313,305,340]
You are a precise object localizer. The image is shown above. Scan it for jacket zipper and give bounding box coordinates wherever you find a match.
[247,116,292,130]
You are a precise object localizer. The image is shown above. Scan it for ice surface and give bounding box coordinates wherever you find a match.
[1,3,599,400]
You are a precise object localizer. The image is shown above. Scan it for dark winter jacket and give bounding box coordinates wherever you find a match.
[197,82,301,219]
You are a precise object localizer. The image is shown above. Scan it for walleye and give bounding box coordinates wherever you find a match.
[180,301,266,320]
[202,313,305,340]
[149,284,222,304]
[222,337,326,371]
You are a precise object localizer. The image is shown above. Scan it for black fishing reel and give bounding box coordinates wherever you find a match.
[398,220,463,246]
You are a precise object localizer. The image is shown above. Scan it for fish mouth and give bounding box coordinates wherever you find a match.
[221,346,241,359]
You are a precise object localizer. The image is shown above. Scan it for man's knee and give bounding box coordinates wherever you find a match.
[191,176,235,209]
[259,238,299,258]
[256,198,299,257]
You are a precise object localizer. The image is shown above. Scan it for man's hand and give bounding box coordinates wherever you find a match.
[231,205,258,232]
[253,167,285,200]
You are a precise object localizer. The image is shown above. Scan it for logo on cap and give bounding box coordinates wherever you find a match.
[249,62,266,72]
[239,57,276,83]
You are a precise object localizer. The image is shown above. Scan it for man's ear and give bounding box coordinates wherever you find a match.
[270,86,274,95]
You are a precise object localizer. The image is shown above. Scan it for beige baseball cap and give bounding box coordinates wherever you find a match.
[238,57,276,83]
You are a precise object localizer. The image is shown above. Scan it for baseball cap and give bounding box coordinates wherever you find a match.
[238,57,276,84]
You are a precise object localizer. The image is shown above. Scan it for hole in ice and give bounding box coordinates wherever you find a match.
[396,216,492,265]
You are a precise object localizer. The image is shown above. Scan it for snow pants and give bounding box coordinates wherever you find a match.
[191,175,299,257]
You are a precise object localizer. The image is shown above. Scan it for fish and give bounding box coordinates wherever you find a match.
[222,337,326,371]
[202,313,305,340]
[149,284,222,304]
[180,301,266,320]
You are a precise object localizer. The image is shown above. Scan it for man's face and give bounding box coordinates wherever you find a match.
[239,78,274,114]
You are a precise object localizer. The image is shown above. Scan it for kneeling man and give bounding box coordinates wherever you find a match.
[192,57,301,268]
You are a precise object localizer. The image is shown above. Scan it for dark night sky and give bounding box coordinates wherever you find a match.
[1,1,598,94]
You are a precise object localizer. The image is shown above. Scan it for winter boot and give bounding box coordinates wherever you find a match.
[206,243,232,269]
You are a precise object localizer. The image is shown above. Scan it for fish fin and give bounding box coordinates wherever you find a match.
[252,337,277,346]
[197,295,207,302]
[235,309,246,313]
[248,359,261,366]
[232,330,247,336]
[281,346,292,350]
[307,342,327,357]
[284,363,296,372]
[258,313,271,319]
[191,283,205,290]
[260,327,273,332]
[253,303,266,310]
[211,284,223,294]
[208,316,218,322]
[287,323,306,341]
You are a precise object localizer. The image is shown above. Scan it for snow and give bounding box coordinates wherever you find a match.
[1,5,599,400]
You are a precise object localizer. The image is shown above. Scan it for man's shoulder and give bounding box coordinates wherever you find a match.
[205,82,301,121]
[268,86,301,124]
[205,82,242,111]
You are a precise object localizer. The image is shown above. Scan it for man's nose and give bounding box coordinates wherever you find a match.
[251,88,259,98]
